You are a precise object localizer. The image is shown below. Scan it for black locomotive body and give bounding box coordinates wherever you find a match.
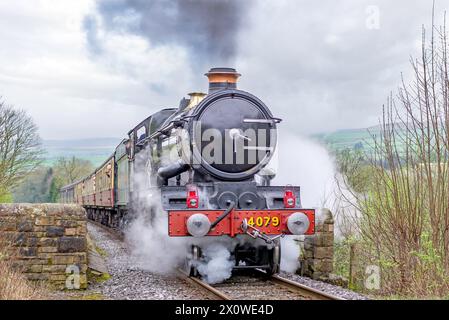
[60,68,315,276]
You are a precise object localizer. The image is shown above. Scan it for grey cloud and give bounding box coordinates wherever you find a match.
[83,15,103,55]
[83,0,446,135]
[86,0,252,69]
[3,1,445,140]
[235,0,446,134]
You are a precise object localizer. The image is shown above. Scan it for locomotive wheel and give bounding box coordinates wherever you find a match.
[266,244,281,276]
[185,245,201,277]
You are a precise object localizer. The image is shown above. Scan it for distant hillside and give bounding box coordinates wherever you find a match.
[312,126,381,153]
[41,129,376,168]
[39,126,391,168]
[42,138,122,167]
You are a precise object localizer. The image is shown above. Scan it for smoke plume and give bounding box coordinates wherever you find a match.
[86,0,252,67]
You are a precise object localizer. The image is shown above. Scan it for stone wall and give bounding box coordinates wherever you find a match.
[0,204,88,289]
[300,208,334,280]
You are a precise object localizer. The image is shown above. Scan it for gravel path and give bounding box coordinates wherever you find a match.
[279,272,369,300]
[87,222,211,300]
[85,222,368,300]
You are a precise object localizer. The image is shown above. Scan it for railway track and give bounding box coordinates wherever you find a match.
[178,269,344,300]
[91,222,345,301]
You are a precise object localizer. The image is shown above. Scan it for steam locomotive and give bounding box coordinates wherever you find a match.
[60,68,315,276]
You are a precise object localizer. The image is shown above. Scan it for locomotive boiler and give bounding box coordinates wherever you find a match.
[60,67,315,276]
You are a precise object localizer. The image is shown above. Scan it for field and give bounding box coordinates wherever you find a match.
[42,138,122,167]
[312,126,381,154]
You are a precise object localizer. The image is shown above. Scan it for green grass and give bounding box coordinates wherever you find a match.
[41,138,121,167]
[0,192,13,203]
[312,125,410,157]
[312,127,378,153]
[94,245,108,258]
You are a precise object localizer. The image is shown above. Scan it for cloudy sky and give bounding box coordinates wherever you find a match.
[0,0,446,140]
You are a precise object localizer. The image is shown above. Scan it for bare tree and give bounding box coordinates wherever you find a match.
[337,10,449,297]
[0,100,43,197]
[53,156,94,185]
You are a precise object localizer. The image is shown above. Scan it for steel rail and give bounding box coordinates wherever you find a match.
[270,274,345,300]
[177,269,231,300]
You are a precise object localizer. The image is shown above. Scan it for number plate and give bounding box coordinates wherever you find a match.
[246,214,281,228]
[233,211,284,234]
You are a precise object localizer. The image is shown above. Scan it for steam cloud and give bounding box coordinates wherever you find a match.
[125,147,238,283]
[194,242,235,284]
[85,0,252,66]
[126,192,237,283]
[126,196,187,274]
[269,130,338,271]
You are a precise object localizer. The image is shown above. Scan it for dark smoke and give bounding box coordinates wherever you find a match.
[86,0,251,66]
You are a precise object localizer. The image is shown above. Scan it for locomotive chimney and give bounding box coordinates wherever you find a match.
[205,67,241,93]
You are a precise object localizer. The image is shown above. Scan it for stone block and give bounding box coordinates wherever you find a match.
[79,275,88,289]
[58,237,87,253]
[42,265,68,273]
[304,235,316,247]
[314,246,334,259]
[24,273,49,281]
[65,228,78,236]
[59,220,79,228]
[77,226,87,236]
[52,255,75,265]
[13,258,48,266]
[0,220,16,231]
[15,233,38,247]
[50,274,68,282]
[302,249,314,259]
[27,264,43,273]
[35,216,56,226]
[0,231,16,243]
[314,233,334,247]
[39,237,58,247]
[319,208,334,224]
[46,226,64,237]
[309,259,333,273]
[322,224,334,233]
[33,226,47,232]
[74,253,87,264]
[38,247,58,253]
[17,220,34,232]
[19,247,37,257]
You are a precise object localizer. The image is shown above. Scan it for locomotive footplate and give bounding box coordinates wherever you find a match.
[168,209,315,237]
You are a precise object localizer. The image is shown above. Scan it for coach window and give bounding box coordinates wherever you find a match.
[135,125,147,152]
[124,139,132,159]
[137,126,146,142]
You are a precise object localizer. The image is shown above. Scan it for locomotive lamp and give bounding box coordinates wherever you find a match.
[287,212,310,235]
[284,188,296,208]
[186,213,211,237]
[186,185,199,208]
